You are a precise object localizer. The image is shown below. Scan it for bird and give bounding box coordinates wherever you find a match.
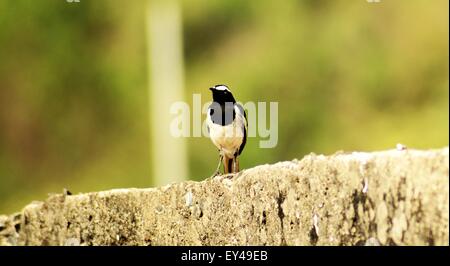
[206,84,247,175]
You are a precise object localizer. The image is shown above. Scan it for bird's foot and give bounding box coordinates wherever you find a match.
[222,173,236,179]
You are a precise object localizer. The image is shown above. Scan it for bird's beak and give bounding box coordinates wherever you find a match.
[209,87,215,92]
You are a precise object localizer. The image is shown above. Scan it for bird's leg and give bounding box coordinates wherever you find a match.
[235,157,240,173]
[212,153,223,176]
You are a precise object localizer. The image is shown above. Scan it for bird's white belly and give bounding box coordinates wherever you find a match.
[209,122,244,157]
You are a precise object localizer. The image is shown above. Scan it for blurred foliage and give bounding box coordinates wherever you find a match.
[0,0,448,213]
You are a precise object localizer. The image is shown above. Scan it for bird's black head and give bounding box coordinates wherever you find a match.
[209,85,236,104]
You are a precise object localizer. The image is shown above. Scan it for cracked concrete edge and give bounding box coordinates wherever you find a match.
[0,147,448,246]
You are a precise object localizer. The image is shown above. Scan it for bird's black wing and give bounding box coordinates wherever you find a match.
[236,103,247,155]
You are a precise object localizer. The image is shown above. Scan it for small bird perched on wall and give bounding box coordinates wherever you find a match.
[206,85,247,174]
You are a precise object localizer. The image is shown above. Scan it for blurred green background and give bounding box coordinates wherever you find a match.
[0,0,448,214]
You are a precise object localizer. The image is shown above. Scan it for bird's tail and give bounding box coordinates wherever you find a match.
[222,156,233,174]
[223,156,239,174]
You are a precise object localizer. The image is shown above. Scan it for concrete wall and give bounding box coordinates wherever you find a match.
[0,147,448,246]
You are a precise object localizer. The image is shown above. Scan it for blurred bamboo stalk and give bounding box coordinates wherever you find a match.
[146,0,187,186]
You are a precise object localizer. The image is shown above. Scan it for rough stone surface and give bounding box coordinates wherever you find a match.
[0,147,448,246]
